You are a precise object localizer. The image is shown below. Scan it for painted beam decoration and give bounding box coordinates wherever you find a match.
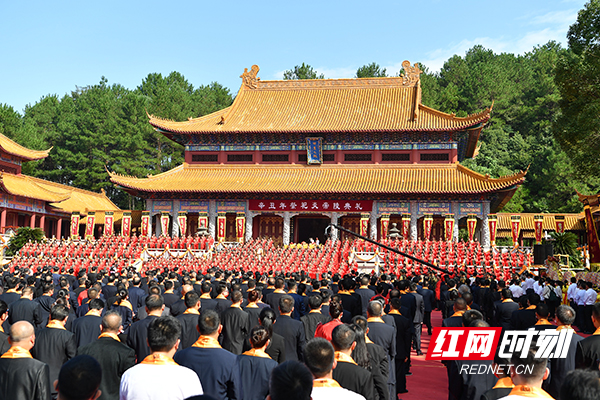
[418,202,451,215]
[306,137,323,165]
[141,211,150,237]
[122,212,132,237]
[105,211,114,236]
[178,212,187,237]
[249,200,372,213]
[70,212,80,239]
[85,212,95,240]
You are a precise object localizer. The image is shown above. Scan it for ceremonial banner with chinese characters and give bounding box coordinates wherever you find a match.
[178,212,187,237]
[381,214,390,239]
[141,211,150,237]
[360,214,370,237]
[105,211,114,236]
[306,137,323,164]
[488,214,498,246]
[534,215,544,244]
[217,212,226,242]
[236,213,245,243]
[160,212,169,237]
[248,200,372,213]
[198,212,208,232]
[467,215,477,242]
[555,215,565,234]
[423,215,433,240]
[85,212,95,239]
[444,214,454,242]
[401,214,411,238]
[70,212,80,239]
[511,215,521,247]
[584,205,600,267]
[121,212,131,237]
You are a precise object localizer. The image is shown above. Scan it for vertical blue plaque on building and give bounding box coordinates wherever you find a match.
[306,137,323,164]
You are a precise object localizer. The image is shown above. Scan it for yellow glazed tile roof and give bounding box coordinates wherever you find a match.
[109,163,525,195]
[0,132,51,161]
[496,213,585,232]
[148,64,491,135]
[0,172,119,213]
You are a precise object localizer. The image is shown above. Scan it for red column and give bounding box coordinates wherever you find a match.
[40,215,46,235]
[30,213,36,228]
[56,219,62,239]
[0,209,6,233]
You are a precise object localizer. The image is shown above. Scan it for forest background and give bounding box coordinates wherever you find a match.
[0,29,599,211]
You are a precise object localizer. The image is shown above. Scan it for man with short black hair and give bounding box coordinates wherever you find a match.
[273,295,306,361]
[8,286,43,327]
[268,360,313,400]
[367,300,396,400]
[220,290,250,355]
[559,369,600,400]
[0,321,51,400]
[32,304,77,399]
[174,309,241,400]
[442,298,467,328]
[176,291,201,349]
[331,324,374,400]
[301,295,329,340]
[77,311,135,400]
[127,294,165,363]
[500,342,551,399]
[494,288,519,330]
[56,355,102,400]
[71,298,104,347]
[120,316,203,400]
[303,338,365,400]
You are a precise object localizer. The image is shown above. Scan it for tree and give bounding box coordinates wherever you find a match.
[356,62,387,78]
[549,231,581,268]
[7,227,44,256]
[554,0,600,180]
[283,63,324,80]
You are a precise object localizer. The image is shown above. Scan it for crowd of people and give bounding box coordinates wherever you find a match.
[0,249,598,400]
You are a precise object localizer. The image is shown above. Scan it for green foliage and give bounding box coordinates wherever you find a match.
[7,227,44,256]
[283,63,324,80]
[554,0,600,180]
[356,63,387,78]
[549,231,581,268]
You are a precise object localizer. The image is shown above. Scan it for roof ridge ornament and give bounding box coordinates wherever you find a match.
[240,65,260,89]
[400,60,422,86]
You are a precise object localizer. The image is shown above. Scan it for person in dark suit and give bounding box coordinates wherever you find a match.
[236,325,278,400]
[301,294,329,340]
[493,288,519,330]
[367,300,396,400]
[8,287,43,327]
[355,276,376,316]
[174,309,241,400]
[442,298,468,327]
[532,303,556,331]
[545,305,583,399]
[387,298,412,396]
[31,304,77,399]
[272,295,306,361]
[510,293,540,330]
[214,283,233,317]
[0,321,51,400]
[266,278,287,317]
[176,291,201,349]
[353,315,389,394]
[200,281,218,311]
[77,311,135,400]
[417,280,435,335]
[0,276,21,306]
[35,282,55,326]
[127,276,147,317]
[338,278,362,318]
[409,283,424,356]
[397,280,417,323]
[0,300,10,355]
[286,280,306,320]
[257,307,286,363]
[126,294,165,363]
[479,354,514,400]
[221,291,250,355]
[170,284,194,317]
[71,298,104,348]
[576,302,600,370]
[162,280,179,308]
[331,324,375,400]
[101,275,118,303]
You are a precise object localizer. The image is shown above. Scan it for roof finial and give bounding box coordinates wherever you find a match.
[400,61,422,86]
[240,65,260,89]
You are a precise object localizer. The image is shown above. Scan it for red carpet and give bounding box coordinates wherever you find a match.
[403,311,447,400]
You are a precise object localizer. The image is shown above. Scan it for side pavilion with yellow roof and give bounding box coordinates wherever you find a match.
[0,132,118,238]
[110,62,526,246]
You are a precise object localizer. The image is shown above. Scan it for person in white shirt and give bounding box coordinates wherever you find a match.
[583,282,598,334]
[567,278,578,306]
[509,279,524,299]
[119,316,203,400]
[575,281,588,333]
[522,274,534,291]
[303,338,365,400]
